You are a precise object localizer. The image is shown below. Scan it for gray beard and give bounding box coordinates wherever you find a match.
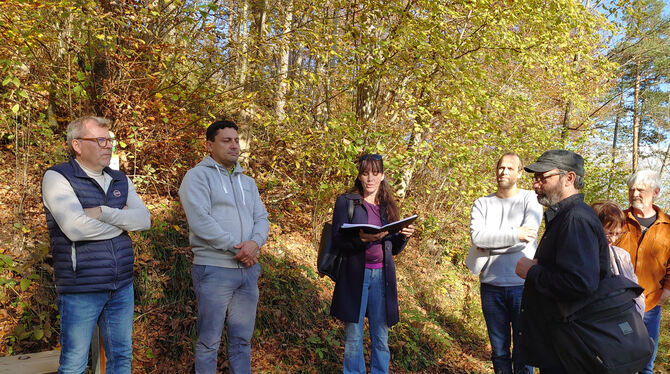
[537,193,561,207]
[631,201,645,210]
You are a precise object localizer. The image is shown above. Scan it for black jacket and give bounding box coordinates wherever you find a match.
[329,194,408,326]
[518,194,609,367]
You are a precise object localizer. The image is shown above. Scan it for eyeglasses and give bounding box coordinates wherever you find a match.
[533,171,565,184]
[359,154,382,161]
[77,137,116,147]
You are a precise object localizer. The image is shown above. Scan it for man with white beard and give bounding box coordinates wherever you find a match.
[614,169,670,374]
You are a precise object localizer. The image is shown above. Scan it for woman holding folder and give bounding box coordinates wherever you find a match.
[330,153,415,374]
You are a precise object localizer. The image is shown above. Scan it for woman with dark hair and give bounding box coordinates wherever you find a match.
[590,200,645,316]
[330,154,415,374]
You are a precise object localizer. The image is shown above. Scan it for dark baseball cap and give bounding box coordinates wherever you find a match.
[524,149,584,177]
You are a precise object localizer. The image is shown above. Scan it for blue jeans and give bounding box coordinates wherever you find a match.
[57,283,134,374]
[191,264,261,374]
[344,267,389,374]
[640,305,662,374]
[480,283,532,374]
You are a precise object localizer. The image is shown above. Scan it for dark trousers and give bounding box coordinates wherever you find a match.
[480,283,532,374]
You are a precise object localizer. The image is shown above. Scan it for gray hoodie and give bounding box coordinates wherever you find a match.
[179,155,269,268]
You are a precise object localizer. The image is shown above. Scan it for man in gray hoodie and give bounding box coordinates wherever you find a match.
[179,120,269,374]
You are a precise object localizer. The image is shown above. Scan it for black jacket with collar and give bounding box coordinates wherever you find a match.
[518,193,609,367]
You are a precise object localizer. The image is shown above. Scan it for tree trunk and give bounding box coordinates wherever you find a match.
[355,80,379,123]
[660,142,670,179]
[632,60,641,171]
[236,0,251,162]
[396,128,424,199]
[606,85,624,198]
[612,85,624,165]
[660,92,670,178]
[561,100,573,142]
[275,0,292,122]
[238,0,249,88]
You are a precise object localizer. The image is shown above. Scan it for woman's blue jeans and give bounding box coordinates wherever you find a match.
[191,264,261,374]
[57,283,134,374]
[480,283,532,374]
[344,267,389,374]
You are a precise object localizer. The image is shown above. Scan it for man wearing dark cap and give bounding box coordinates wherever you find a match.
[514,150,609,373]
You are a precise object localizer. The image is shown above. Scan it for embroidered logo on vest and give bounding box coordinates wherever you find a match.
[113,189,122,197]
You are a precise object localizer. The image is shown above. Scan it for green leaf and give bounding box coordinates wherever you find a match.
[11,103,19,114]
[19,278,31,291]
[0,254,13,267]
[32,329,44,340]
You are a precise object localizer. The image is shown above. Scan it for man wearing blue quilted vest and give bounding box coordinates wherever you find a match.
[42,116,151,374]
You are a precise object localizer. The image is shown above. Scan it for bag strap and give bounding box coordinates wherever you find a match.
[347,198,355,222]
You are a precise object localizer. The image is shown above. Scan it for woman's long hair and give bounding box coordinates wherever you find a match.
[349,157,400,222]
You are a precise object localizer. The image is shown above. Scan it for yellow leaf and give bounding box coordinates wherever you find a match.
[154,93,163,99]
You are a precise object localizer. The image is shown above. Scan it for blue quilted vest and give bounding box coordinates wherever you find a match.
[44,158,134,293]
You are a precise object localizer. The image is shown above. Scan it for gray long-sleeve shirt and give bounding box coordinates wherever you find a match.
[470,189,543,286]
[42,160,150,242]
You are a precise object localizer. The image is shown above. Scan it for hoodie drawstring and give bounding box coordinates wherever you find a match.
[215,164,245,206]
[237,174,245,206]
[214,164,228,193]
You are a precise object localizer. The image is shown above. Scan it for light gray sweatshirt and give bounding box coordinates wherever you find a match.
[470,189,543,286]
[179,155,269,268]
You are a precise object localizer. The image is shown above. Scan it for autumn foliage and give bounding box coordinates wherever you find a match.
[1,0,667,372]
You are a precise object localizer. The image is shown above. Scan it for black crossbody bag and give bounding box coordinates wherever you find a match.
[317,199,355,282]
[551,253,653,374]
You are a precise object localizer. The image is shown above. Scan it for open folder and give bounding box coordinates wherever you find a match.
[339,214,418,235]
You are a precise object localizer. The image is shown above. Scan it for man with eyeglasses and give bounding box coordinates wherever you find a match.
[514,149,608,374]
[42,116,150,373]
[179,120,269,374]
[614,169,670,374]
[468,152,541,374]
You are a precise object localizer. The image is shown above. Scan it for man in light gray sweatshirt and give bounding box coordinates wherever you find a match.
[179,120,269,374]
[469,153,542,374]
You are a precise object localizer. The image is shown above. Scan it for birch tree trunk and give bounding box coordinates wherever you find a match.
[232,0,251,161]
[238,0,249,88]
[396,128,424,199]
[275,0,292,122]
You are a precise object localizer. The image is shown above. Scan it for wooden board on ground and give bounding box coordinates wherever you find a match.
[0,350,59,374]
